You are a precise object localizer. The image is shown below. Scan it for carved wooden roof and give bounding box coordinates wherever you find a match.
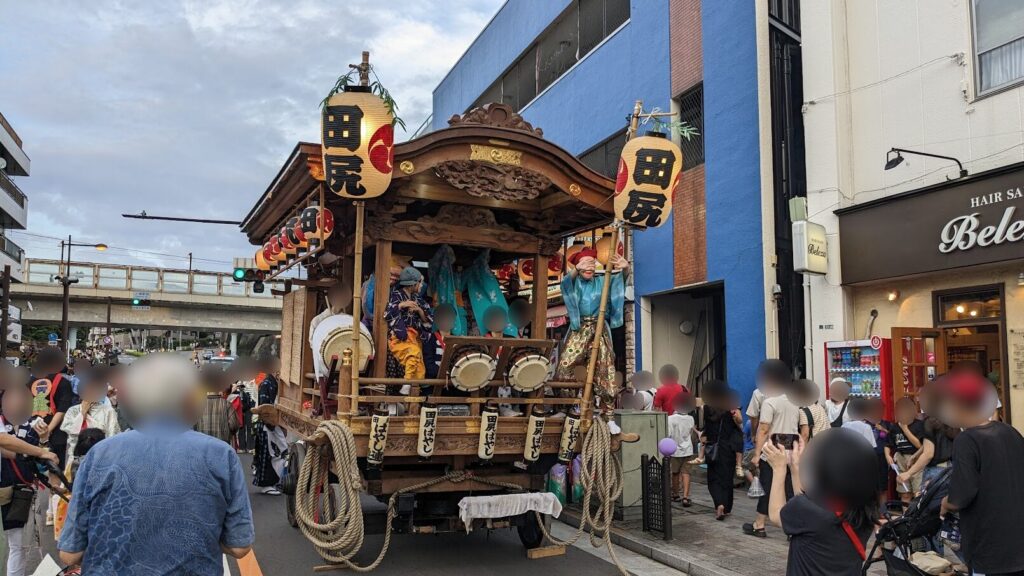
[241,110,614,245]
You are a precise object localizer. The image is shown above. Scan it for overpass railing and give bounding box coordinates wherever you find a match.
[24,258,284,299]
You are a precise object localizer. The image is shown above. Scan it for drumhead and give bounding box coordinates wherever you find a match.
[451,351,496,392]
[508,354,551,392]
[312,314,374,375]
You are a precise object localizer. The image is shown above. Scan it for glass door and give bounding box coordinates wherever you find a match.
[890,328,947,405]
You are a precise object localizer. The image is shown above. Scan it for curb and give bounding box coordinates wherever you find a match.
[557,509,745,576]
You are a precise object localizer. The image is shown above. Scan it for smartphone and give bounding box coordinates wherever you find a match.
[771,433,800,450]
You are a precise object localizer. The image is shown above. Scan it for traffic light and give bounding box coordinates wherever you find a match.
[131,298,151,311]
[231,267,264,283]
[252,280,265,294]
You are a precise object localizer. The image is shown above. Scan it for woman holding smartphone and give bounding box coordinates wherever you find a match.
[764,428,878,576]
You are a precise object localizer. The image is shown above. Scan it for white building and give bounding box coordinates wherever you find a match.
[802,0,1024,431]
[0,111,28,282]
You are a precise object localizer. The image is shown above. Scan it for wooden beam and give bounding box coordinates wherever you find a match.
[397,180,541,212]
[372,240,392,380]
[532,254,549,335]
[379,221,539,254]
[527,546,566,560]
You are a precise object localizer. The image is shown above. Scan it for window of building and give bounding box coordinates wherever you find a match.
[579,130,627,178]
[470,0,629,111]
[675,84,705,170]
[934,286,1004,325]
[972,0,1024,94]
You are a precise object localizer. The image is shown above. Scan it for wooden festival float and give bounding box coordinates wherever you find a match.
[242,53,683,573]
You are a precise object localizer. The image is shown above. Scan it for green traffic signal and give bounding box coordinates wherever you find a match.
[132,298,141,305]
[233,268,246,281]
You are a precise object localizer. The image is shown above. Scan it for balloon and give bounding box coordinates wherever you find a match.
[658,438,678,458]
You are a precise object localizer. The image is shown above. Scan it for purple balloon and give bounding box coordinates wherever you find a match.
[658,437,678,457]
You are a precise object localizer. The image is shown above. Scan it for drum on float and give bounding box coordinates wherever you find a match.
[507,348,552,392]
[310,314,374,377]
[449,346,497,392]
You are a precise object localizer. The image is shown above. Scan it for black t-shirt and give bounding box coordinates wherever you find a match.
[29,372,75,448]
[781,494,871,576]
[947,422,1024,574]
[887,420,925,455]
[923,418,956,466]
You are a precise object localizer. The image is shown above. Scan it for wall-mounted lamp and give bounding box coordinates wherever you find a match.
[970,310,979,317]
[1018,272,1024,286]
[886,290,900,302]
[884,147,968,179]
[955,304,966,314]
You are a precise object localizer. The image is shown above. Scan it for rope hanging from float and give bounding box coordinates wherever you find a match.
[294,417,627,575]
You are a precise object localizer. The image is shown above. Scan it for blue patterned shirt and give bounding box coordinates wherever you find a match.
[57,423,254,575]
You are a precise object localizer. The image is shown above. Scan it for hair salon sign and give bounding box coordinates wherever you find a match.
[837,163,1024,284]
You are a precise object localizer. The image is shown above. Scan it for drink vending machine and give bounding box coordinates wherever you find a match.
[824,336,894,420]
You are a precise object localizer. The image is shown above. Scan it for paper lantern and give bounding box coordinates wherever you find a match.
[267,235,287,263]
[524,411,545,462]
[417,405,438,459]
[518,258,535,283]
[254,248,271,272]
[367,409,390,465]
[298,206,335,250]
[279,227,298,258]
[558,411,582,462]
[595,235,625,265]
[321,86,394,199]
[478,405,499,460]
[614,131,682,228]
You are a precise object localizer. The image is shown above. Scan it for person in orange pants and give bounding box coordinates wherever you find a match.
[384,267,433,386]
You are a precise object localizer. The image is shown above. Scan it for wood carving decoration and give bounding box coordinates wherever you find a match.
[420,205,509,229]
[434,160,551,202]
[447,102,544,136]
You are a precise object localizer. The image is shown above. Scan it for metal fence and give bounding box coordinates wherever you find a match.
[640,454,672,540]
[0,171,26,208]
[24,258,282,299]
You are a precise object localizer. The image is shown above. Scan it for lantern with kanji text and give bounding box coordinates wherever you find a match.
[297,206,335,250]
[321,86,394,199]
[614,131,682,228]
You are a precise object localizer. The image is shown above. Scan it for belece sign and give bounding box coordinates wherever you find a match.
[837,163,1024,284]
[792,220,828,275]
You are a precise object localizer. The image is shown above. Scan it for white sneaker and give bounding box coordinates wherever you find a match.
[261,486,282,496]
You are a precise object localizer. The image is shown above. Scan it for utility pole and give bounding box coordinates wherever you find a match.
[106,296,112,365]
[60,235,71,354]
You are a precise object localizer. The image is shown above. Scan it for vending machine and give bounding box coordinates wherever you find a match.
[824,337,894,420]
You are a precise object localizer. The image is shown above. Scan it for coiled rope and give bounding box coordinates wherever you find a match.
[293,417,626,575]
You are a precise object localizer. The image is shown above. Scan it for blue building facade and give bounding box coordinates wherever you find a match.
[432,0,781,405]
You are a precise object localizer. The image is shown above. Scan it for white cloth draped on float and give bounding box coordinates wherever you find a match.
[309,311,374,379]
[457,492,562,532]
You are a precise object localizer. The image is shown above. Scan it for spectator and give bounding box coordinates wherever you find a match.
[886,397,924,502]
[106,366,131,432]
[29,348,76,528]
[700,380,743,521]
[794,379,829,443]
[253,356,286,495]
[57,354,254,573]
[195,366,239,444]
[59,375,120,465]
[745,359,791,441]
[840,397,877,448]
[622,371,655,411]
[54,428,107,541]
[743,359,797,538]
[826,378,852,427]
[897,382,957,491]
[940,371,1024,576]
[0,384,60,576]
[667,393,697,506]
[652,364,686,414]
[765,429,878,575]
[424,303,456,379]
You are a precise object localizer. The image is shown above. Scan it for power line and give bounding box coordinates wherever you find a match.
[6,230,234,265]
[804,54,959,105]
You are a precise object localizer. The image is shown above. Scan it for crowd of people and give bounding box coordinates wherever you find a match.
[0,348,282,575]
[626,358,1024,576]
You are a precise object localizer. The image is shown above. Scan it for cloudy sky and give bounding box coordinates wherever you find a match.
[0,0,502,272]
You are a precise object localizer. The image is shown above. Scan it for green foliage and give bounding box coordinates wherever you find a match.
[651,118,700,141]
[320,66,407,132]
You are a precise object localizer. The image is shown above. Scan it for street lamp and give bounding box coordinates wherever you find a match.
[884,147,968,179]
[57,235,107,355]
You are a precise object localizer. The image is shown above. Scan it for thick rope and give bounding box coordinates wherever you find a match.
[293,419,526,571]
[293,418,628,575]
[534,417,627,576]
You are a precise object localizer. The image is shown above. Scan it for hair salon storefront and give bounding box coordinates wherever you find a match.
[836,161,1024,431]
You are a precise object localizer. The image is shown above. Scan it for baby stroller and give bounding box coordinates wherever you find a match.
[862,468,963,576]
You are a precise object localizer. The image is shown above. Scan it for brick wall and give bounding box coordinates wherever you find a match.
[670,0,706,287]
[673,165,707,285]
[669,0,702,95]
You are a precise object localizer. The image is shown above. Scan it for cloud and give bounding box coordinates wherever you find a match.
[0,0,502,271]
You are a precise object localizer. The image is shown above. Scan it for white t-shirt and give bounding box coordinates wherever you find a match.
[667,413,695,458]
[746,388,766,420]
[842,420,877,448]
[760,394,801,436]
[825,399,851,426]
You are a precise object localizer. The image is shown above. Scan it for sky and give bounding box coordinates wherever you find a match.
[0,0,502,272]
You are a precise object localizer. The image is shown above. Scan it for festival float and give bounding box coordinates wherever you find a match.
[242,53,681,573]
